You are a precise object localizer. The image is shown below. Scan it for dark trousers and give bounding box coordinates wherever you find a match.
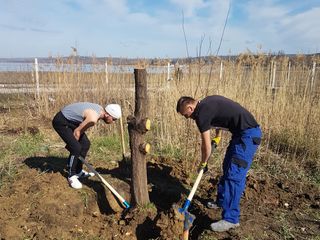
[52,111,90,176]
[216,126,262,223]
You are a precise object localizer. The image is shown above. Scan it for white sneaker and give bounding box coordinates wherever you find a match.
[68,175,82,189]
[210,220,240,232]
[76,170,95,178]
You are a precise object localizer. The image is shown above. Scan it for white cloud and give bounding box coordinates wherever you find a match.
[279,7,320,52]
[281,7,320,39]
[170,0,209,17]
[246,0,289,20]
[0,0,319,57]
[101,0,129,15]
[228,1,320,54]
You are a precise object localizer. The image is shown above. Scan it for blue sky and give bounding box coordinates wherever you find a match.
[0,0,319,58]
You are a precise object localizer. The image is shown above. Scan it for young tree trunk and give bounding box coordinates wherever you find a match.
[127,68,150,205]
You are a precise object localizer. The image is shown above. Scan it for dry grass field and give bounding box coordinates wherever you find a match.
[0,54,319,239]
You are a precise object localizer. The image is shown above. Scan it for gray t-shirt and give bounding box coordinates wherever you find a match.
[61,102,102,123]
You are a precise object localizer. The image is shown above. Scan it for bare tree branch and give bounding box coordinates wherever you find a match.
[181,10,190,59]
[215,1,231,56]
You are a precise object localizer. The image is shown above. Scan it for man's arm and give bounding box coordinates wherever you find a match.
[73,109,99,140]
[200,129,222,165]
[200,130,212,165]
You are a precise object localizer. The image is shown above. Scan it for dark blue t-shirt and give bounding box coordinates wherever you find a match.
[192,95,258,134]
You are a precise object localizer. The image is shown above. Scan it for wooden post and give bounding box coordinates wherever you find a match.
[271,61,277,91]
[127,68,150,205]
[167,62,172,81]
[105,61,109,85]
[287,61,291,82]
[219,61,223,80]
[269,61,273,87]
[272,61,276,89]
[271,61,277,97]
[34,58,40,99]
[311,61,316,91]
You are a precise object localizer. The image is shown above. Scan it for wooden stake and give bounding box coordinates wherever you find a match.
[119,115,126,158]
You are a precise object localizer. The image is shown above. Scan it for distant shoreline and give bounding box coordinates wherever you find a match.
[0,53,319,65]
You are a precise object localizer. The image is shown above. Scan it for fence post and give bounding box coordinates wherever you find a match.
[269,61,273,87]
[219,61,223,80]
[34,58,40,99]
[272,61,276,90]
[167,62,172,81]
[287,61,291,83]
[105,61,109,85]
[311,61,316,90]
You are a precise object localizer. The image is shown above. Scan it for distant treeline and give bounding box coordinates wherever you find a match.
[0,52,319,66]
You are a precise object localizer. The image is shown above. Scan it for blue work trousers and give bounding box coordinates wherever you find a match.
[216,126,262,223]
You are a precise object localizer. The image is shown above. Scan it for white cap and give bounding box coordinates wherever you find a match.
[105,104,122,119]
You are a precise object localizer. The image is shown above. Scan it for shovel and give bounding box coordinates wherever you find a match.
[79,156,130,209]
[179,142,217,239]
[179,168,204,239]
[119,115,131,160]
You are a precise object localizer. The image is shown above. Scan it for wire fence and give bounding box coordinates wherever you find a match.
[0,55,319,160]
[0,56,319,95]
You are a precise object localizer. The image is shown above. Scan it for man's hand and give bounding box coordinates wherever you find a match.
[211,136,221,147]
[74,130,81,140]
[198,161,208,173]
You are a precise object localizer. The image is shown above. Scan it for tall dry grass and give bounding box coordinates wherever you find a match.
[2,54,319,173]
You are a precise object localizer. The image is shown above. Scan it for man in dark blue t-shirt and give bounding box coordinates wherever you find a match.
[176,95,262,232]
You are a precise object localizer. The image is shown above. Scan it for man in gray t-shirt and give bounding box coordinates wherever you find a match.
[52,102,122,189]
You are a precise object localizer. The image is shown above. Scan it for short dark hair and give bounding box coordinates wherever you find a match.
[176,96,195,112]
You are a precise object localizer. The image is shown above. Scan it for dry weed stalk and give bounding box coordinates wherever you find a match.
[2,54,318,172]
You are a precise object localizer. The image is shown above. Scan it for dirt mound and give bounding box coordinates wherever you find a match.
[0,168,102,239]
[155,205,185,239]
[0,156,319,240]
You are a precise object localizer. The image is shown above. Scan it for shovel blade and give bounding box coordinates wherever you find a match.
[183,211,195,231]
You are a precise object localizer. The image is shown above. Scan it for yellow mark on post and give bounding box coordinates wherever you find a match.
[145,118,151,131]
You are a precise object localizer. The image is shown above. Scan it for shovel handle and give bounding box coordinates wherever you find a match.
[185,142,216,205]
[179,168,205,214]
[119,116,126,157]
[183,230,189,240]
[186,169,204,202]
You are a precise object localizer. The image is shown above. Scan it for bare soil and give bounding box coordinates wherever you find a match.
[0,100,319,239]
[0,150,319,240]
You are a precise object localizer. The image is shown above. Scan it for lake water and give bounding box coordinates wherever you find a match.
[0,62,174,73]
